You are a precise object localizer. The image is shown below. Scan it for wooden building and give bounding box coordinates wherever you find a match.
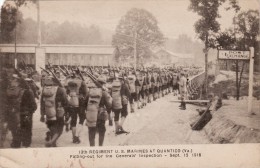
[0,44,115,71]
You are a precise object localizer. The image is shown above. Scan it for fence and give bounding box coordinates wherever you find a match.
[187,71,205,100]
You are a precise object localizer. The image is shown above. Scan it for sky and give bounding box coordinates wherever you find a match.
[1,0,260,40]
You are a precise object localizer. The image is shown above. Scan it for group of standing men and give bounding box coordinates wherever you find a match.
[0,64,196,148]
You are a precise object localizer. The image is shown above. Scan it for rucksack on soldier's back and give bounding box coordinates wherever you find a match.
[42,86,58,121]
[111,80,122,110]
[67,79,82,107]
[86,87,103,127]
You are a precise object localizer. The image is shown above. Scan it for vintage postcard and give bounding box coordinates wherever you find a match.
[0,0,259,167]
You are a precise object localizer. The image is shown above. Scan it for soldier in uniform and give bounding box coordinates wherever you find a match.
[110,71,130,134]
[136,70,144,109]
[85,76,112,146]
[157,71,162,98]
[65,73,87,144]
[40,75,68,147]
[6,73,37,148]
[0,70,9,148]
[128,71,137,113]
[178,72,187,110]
[172,72,179,96]
[119,72,130,133]
[146,70,152,103]
[105,70,114,126]
[151,71,157,101]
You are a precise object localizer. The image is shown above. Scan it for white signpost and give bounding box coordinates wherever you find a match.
[218,48,254,114]
[218,50,250,60]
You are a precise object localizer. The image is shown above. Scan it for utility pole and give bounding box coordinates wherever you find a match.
[14,8,17,68]
[14,12,17,69]
[134,30,137,70]
[37,0,41,46]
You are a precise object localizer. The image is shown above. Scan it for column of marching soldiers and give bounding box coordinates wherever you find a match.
[0,62,202,148]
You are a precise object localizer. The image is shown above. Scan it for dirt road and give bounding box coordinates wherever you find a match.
[3,93,210,148]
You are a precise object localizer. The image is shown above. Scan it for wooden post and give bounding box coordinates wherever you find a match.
[248,47,254,114]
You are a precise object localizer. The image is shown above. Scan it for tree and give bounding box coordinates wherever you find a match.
[216,10,259,100]
[234,10,259,50]
[189,0,240,97]
[112,8,165,66]
[0,0,36,43]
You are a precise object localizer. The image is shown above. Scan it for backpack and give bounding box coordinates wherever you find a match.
[67,79,82,107]
[42,86,58,120]
[111,80,122,110]
[86,87,103,127]
[6,86,25,127]
[128,75,136,93]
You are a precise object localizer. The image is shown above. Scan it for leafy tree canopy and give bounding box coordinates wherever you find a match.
[112,8,165,65]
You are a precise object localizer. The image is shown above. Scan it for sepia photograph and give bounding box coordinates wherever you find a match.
[0,0,259,167]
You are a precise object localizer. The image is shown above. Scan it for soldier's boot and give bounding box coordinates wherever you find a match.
[119,117,126,130]
[119,117,129,133]
[115,121,120,134]
[141,99,144,108]
[108,112,113,126]
[45,131,51,141]
[74,124,83,144]
[98,128,106,146]
[137,100,141,109]
[0,123,8,147]
[65,116,71,132]
[88,127,96,146]
[130,103,135,113]
[162,89,165,97]
[10,130,22,148]
[153,93,157,101]
[180,102,186,110]
[71,127,78,143]
[45,133,59,147]
[148,94,152,103]
[143,97,147,106]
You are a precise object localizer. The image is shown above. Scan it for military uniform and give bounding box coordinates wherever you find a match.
[65,76,87,143]
[41,76,68,147]
[85,77,112,146]
[178,72,187,110]
[6,74,37,148]
[128,72,137,113]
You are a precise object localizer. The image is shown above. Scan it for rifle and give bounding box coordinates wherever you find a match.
[63,65,70,75]
[83,70,107,91]
[76,67,85,81]
[88,66,94,75]
[58,66,68,76]
[40,67,51,75]
[46,66,63,87]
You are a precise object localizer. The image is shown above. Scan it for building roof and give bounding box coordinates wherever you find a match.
[0,44,114,55]
[155,49,194,59]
